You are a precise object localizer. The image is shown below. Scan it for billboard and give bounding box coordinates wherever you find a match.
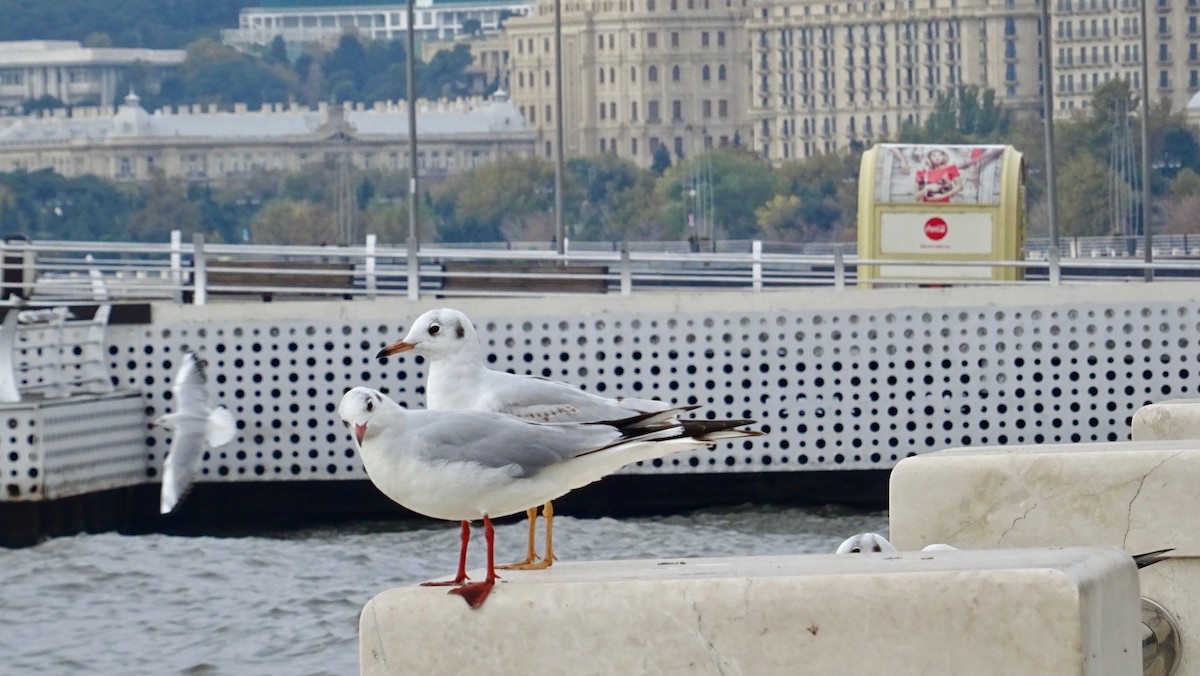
[857,144,1025,286]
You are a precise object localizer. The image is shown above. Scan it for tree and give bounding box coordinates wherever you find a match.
[251,199,337,245]
[650,144,672,174]
[441,156,559,242]
[1057,154,1119,237]
[126,171,205,241]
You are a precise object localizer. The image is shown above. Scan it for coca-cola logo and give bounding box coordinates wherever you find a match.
[924,217,948,241]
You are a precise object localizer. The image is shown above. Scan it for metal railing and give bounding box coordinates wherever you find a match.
[0,232,1198,306]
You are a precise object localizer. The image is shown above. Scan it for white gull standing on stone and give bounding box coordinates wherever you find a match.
[376,307,678,570]
[338,386,760,608]
[150,352,237,514]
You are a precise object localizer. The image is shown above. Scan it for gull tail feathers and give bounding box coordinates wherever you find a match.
[678,418,763,442]
[205,406,237,448]
[1134,548,1174,569]
[604,404,702,436]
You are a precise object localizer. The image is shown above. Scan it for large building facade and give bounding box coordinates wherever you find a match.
[504,0,754,168]
[747,0,1045,161]
[0,41,185,113]
[222,0,535,49]
[501,0,1200,167]
[0,92,534,183]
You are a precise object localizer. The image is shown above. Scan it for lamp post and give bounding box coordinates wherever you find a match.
[407,0,420,253]
[1139,0,1153,281]
[553,0,565,255]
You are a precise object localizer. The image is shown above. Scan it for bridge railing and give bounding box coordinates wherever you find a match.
[1,232,1198,306]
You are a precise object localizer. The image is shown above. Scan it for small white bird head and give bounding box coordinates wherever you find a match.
[376,308,478,361]
[835,532,898,554]
[338,387,402,446]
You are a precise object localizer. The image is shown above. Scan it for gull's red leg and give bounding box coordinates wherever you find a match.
[421,520,471,587]
[451,514,497,609]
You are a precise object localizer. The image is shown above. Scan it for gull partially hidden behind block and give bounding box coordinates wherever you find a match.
[376,307,680,570]
[150,352,237,515]
[338,386,761,608]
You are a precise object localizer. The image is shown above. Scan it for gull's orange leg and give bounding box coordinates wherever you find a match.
[502,501,557,570]
[499,506,540,569]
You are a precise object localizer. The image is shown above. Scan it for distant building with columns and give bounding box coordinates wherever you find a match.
[0,91,533,183]
[0,41,185,113]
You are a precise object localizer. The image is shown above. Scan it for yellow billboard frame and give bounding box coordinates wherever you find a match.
[856,143,1025,287]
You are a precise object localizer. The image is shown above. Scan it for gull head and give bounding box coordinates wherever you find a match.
[835,532,897,554]
[338,387,401,446]
[376,308,477,361]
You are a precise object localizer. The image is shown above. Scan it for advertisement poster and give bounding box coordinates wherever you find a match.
[874,144,1006,205]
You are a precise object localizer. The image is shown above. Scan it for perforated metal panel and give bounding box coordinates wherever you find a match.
[1,392,145,501]
[104,288,1200,485]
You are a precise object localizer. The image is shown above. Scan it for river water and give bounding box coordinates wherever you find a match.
[0,506,887,675]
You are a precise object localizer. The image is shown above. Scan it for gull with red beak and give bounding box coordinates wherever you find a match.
[338,386,760,608]
[376,307,679,570]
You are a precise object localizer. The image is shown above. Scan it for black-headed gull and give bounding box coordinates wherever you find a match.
[376,307,678,570]
[150,352,237,514]
[338,386,760,608]
[835,532,898,554]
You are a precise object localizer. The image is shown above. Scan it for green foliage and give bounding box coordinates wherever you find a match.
[0,170,131,241]
[0,0,245,48]
[1057,154,1119,237]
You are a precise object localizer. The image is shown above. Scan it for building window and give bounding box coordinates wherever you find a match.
[703,65,711,81]
[545,104,552,121]
[648,32,657,47]
[631,33,637,48]
[600,138,607,152]
[647,0,656,9]
[610,102,616,119]
[702,32,710,47]
[718,64,727,80]
[671,32,680,47]
[674,137,684,156]
[718,99,728,117]
[649,65,659,81]
[631,66,637,82]
[702,100,712,117]
[672,65,681,81]
[631,101,639,121]
[599,68,606,84]
[649,100,660,122]
[632,138,639,155]
[600,103,607,119]
[718,31,726,47]
[672,99,682,121]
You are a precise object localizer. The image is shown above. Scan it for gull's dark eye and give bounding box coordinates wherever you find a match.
[428,323,441,336]
[366,400,374,412]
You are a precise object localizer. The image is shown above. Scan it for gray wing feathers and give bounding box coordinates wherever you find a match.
[409,410,623,476]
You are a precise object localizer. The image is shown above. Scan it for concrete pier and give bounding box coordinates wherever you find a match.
[889,438,1198,674]
[360,548,1140,675]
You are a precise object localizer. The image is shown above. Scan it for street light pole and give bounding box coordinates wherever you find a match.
[1040,0,1060,276]
[553,0,565,255]
[407,0,420,252]
[1139,0,1153,281]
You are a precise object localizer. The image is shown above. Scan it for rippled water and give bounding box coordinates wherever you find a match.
[0,506,887,676]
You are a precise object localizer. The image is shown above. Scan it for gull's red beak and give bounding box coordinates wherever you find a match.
[355,424,366,446]
[376,340,415,359]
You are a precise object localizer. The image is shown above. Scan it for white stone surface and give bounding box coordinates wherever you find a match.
[1133,399,1200,441]
[890,440,1199,674]
[360,548,1140,676]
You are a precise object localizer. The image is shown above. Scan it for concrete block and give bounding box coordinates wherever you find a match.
[1133,399,1200,441]
[360,548,1139,676]
[890,440,1199,674]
